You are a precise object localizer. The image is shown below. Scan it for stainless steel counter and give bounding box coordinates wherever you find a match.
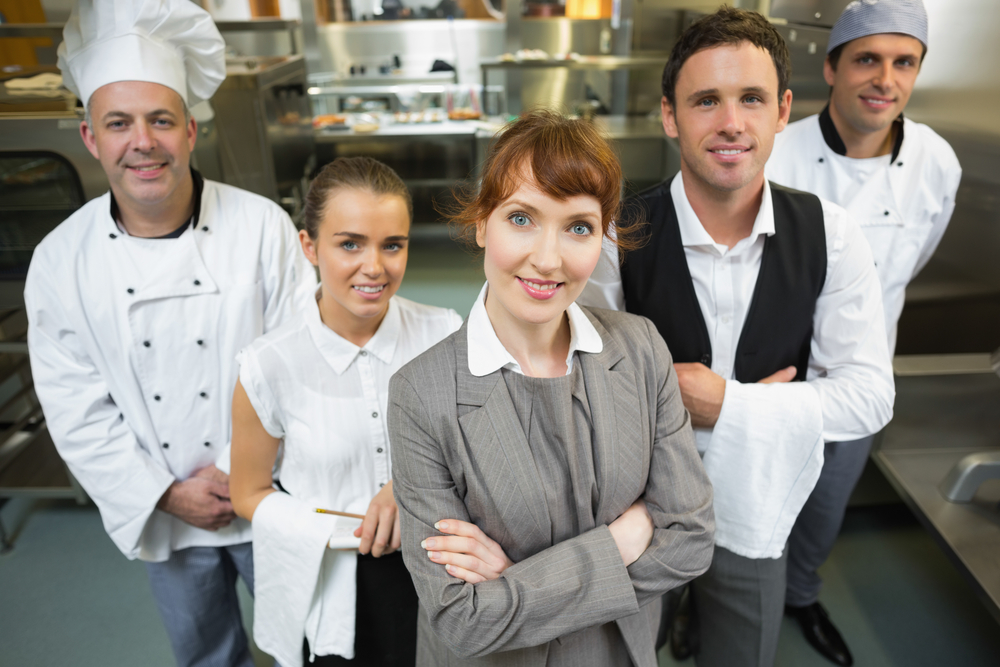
[874,371,1000,624]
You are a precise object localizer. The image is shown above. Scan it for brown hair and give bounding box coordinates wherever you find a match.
[661,6,791,108]
[302,157,412,239]
[447,110,641,253]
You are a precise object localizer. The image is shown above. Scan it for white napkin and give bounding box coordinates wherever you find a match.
[702,380,825,559]
[252,492,358,667]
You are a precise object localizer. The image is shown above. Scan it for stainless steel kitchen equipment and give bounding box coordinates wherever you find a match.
[211,55,316,214]
[875,356,1000,624]
[0,86,91,523]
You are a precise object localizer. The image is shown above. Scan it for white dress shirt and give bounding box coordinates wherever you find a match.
[767,114,962,353]
[579,173,895,559]
[467,282,604,377]
[239,293,462,667]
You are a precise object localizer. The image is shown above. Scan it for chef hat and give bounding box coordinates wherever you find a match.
[57,0,226,109]
[827,0,928,54]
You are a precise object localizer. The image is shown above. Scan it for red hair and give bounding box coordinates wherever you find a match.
[447,110,641,252]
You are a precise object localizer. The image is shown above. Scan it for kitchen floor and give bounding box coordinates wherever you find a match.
[2,238,998,667]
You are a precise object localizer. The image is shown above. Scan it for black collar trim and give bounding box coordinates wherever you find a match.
[109,168,205,237]
[819,104,905,163]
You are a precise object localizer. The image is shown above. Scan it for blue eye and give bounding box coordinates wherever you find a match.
[510,213,530,227]
[570,223,592,236]
[384,243,402,251]
[341,240,358,251]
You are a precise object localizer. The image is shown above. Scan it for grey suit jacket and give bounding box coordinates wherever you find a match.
[388,307,715,667]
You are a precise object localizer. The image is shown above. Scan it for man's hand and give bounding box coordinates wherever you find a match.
[608,499,654,566]
[759,366,797,384]
[157,467,236,531]
[422,519,514,584]
[674,362,726,428]
[354,481,400,557]
[192,464,230,489]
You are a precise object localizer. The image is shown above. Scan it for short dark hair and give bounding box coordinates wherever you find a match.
[661,6,790,108]
[302,157,412,239]
[826,40,928,71]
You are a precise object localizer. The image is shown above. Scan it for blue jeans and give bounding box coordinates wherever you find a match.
[145,543,256,667]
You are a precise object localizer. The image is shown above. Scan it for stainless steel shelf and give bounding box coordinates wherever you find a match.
[479,55,667,71]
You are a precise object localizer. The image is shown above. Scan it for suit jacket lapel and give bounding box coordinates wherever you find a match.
[579,310,646,527]
[454,324,553,550]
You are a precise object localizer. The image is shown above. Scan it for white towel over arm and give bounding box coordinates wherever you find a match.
[251,492,358,667]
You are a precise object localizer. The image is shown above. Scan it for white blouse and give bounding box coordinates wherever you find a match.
[239,292,462,667]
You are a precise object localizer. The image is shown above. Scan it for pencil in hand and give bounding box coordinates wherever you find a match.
[314,508,366,520]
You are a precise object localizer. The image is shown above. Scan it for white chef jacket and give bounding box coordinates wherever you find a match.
[579,173,895,559]
[24,178,317,562]
[241,293,461,666]
[466,282,603,377]
[767,111,962,353]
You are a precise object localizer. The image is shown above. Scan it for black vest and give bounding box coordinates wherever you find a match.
[621,178,827,383]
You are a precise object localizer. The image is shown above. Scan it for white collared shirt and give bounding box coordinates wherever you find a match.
[239,293,461,665]
[467,282,603,377]
[579,172,895,559]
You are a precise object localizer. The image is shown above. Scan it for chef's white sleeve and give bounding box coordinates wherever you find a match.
[25,266,175,560]
[912,161,962,279]
[260,208,318,334]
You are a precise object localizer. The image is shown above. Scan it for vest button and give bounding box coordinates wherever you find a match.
[127,288,134,294]
[700,354,711,365]
[162,443,169,449]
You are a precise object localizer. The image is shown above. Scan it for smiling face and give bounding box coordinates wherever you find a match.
[81,81,196,214]
[662,41,792,196]
[476,176,603,333]
[299,188,410,340]
[825,33,923,136]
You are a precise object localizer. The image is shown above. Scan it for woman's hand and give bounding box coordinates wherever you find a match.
[354,481,401,557]
[422,519,514,584]
[608,499,654,566]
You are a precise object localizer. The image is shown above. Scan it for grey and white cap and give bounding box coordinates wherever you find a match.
[827,0,928,54]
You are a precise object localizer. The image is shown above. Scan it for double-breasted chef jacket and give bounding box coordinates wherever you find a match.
[767,106,962,353]
[25,172,318,562]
